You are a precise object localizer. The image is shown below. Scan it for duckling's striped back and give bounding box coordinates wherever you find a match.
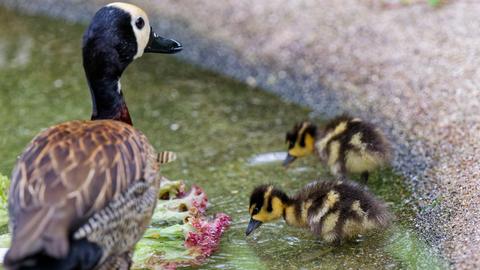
[315,115,391,182]
[297,180,392,242]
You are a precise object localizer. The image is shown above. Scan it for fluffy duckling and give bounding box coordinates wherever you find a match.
[246,180,392,243]
[284,115,391,183]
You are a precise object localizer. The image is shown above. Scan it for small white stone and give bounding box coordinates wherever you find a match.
[170,123,180,131]
[53,79,63,88]
[246,76,257,87]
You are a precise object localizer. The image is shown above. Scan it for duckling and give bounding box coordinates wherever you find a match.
[283,115,391,183]
[246,180,392,243]
[5,3,182,270]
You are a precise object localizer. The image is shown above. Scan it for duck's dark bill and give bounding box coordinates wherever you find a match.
[145,28,183,54]
[282,153,297,167]
[246,218,263,236]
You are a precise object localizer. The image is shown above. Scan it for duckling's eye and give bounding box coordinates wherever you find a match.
[135,17,145,30]
[253,207,260,215]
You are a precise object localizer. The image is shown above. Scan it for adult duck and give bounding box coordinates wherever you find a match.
[4,2,182,269]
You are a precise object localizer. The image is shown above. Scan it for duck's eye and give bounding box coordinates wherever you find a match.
[253,207,260,214]
[135,17,145,29]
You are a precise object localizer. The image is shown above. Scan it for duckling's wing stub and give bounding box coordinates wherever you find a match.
[6,120,158,264]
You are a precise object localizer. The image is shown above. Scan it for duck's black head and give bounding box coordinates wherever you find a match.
[83,2,182,125]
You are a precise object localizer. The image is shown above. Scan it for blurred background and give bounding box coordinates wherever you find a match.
[0,0,479,269]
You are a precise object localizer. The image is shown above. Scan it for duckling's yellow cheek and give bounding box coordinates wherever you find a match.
[253,198,284,222]
[289,134,315,157]
[288,145,312,157]
[252,211,272,222]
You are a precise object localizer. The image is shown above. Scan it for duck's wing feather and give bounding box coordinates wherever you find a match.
[6,120,159,262]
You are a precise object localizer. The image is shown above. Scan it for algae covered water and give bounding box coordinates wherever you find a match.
[0,7,445,270]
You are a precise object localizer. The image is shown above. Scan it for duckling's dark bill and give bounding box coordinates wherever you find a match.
[145,27,183,54]
[282,154,297,167]
[246,218,263,236]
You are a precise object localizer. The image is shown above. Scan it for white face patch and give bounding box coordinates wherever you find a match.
[108,2,151,59]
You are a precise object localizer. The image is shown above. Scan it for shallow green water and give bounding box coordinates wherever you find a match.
[0,8,445,270]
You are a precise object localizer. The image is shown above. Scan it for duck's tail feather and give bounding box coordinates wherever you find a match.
[157,151,177,164]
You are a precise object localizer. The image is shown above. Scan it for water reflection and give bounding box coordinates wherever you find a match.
[247,151,287,165]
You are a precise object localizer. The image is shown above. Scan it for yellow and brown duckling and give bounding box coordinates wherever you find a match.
[284,115,391,183]
[5,3,181,270]
[246,180,392,243]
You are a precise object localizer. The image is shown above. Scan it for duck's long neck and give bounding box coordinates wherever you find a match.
[87,76,132,125]
[82,35,134,125]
